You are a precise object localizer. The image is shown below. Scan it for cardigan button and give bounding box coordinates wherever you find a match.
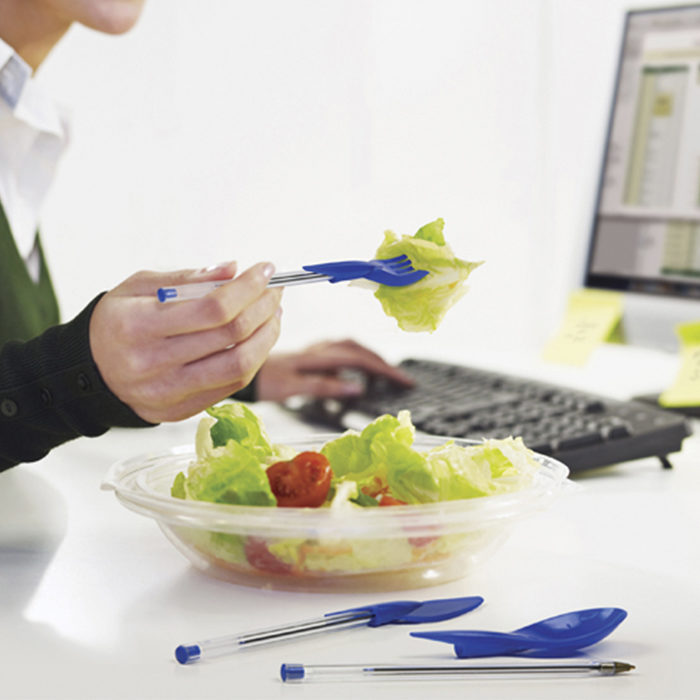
[77,373,92,392]
[40,387,53,406]
[1,398,19,418]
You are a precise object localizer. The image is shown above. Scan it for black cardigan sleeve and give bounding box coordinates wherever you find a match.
[0,294,154,471]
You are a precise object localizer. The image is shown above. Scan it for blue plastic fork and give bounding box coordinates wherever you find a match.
[157,255,429,302]
[297,255,429,286]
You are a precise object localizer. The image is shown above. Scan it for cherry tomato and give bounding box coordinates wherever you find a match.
[244,537,293,574]
[266,451,333,507]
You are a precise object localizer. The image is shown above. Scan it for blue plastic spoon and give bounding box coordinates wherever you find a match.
[411,607,627,658]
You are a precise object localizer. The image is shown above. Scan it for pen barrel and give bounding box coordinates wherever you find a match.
[157,271,329,301]
[157,281,226,302]
[175,611,371,664]
[174,634,245,664]
[282,664,510,683]
[280,661,635,682]
[267,272,329,287]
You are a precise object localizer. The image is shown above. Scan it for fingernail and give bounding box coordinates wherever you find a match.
[202,261,234,273]
[262,263,275,279]
[276,306,283,318]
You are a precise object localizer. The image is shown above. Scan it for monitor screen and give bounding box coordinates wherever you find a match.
[585,4,700,309]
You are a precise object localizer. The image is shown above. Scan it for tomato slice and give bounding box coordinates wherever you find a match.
[408,535,439,548]
[378,495,407,506]
[361,477,389,499]
[244,537,293,574]
[266,451,333,507]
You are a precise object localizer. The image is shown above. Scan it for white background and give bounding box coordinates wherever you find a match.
[34,0,661,361]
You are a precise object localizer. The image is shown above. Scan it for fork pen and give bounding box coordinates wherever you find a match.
[174,596,483,665]
[157,255,429,302]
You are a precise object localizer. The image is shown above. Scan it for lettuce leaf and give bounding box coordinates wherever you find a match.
[321,410,415,496]
[175,439,276,506]
[388,437,538,504]
[374,218,482,332]
[172,402,278,506]
[321,411,537,505]
[205,403,275,459]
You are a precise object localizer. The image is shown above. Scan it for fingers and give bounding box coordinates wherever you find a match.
[113,261,239,296]
[292,338,414,386]
[161,287,283,367]
[254,339,414,402]
[89,261,284,424]
[115,311,283,424]
[153,262,277,336]
[108,263,277,344]
[272,372,366,400]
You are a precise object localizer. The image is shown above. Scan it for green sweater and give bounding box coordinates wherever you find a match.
[0,206,60,343]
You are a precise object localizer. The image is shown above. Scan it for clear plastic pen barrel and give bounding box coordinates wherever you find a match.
[279,661,636,682]
[175,610,371,664]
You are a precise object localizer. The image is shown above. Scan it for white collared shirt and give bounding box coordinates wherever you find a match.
[0,38,68,282]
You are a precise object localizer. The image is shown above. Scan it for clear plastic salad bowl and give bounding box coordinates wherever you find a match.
[103,435,569,592]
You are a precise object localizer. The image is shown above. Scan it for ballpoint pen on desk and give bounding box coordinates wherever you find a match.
[174,596,483,665]
[279,660,637,683]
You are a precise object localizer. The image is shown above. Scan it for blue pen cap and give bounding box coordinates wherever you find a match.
[175,644,201,665]
[157,288,177,303]
[280,664,305,682]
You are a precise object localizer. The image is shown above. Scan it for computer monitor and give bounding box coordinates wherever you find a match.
[584,3,700,352]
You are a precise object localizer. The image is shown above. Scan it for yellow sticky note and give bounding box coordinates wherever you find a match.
[659,321,700,407]
[542,289,624,366]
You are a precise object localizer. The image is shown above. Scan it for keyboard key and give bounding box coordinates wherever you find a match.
[605,424,631,440]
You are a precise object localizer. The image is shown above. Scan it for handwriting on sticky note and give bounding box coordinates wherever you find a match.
[659,321,700,407]
[542,289,624,366]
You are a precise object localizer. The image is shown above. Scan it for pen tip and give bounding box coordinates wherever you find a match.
[614,661,636,674]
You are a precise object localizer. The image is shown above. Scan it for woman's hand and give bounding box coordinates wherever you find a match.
[89,262,282,423]
[255,339,414,401]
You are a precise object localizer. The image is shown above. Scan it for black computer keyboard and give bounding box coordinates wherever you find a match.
[294,357,692,473]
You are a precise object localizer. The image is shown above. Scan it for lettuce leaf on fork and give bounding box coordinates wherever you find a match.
[373,218,482,332]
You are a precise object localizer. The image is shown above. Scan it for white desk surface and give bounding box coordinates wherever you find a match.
[2,345,699,700]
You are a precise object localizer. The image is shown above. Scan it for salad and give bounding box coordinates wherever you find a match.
[373,218,482,332]
[169,402,540,578]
